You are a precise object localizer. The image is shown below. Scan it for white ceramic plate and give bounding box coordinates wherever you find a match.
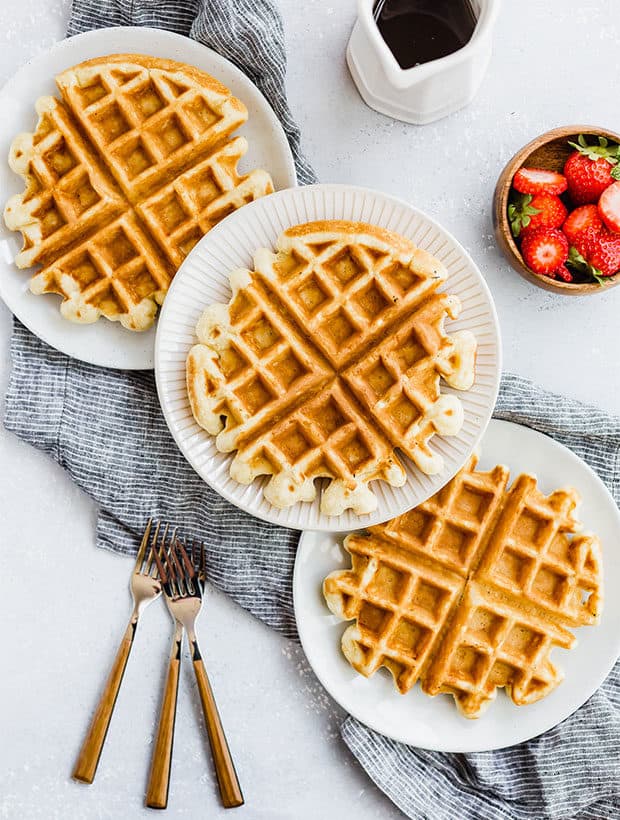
[156,183,501,531]
[293,419,620,752]
[0,26,296,370]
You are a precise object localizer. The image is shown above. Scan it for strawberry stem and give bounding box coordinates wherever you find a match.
[508,193,541,238]
[568,134,620,166]
[566,246,610,286]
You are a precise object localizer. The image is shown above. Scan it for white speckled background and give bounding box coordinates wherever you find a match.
[1,2,619,818]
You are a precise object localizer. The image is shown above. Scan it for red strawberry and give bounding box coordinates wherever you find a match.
[521,228,569,275]
[579,226,620,277]
[598,181,620,233]
[508,193,567,238]
[564,134,620,205]
[562,205,603,247]
[524,194,567,234]
[513,167,567,196]
[565,154,615,204]
[553,264,573,283]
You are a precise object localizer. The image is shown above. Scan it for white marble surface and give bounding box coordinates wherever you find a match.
[1,2,619,819]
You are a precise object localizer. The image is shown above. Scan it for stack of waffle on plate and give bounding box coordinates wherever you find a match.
[187,220,478,515]
[4,54,273,330]
[323,453,603,717]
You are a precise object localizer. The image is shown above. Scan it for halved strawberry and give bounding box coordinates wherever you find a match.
[508,193,567,238]
[562,205,603,247]
[598,181,620,233]
[521,228,569,275]
[513,167,568,196]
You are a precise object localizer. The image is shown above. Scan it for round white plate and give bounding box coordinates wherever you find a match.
[0,26,296,370]
[293,419,620,752]
[156,183,501,530]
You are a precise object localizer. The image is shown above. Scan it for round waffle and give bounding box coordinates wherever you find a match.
[4,54,274,331]
[324,453,603,717]
[186,221,477,516]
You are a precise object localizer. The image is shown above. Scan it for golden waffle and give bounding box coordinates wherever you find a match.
[4,54,274,331]
[323,454,603,717]
[187,221,477,515]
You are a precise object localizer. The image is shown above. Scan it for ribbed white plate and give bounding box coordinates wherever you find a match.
[0,26,296,370]
[155,184,501,530]
[294,420,620,751]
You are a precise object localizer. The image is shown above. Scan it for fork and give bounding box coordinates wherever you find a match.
[72,520,170,784]
[146,539,244,809]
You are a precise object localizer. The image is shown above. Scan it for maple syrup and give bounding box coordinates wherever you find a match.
[373,0,478,70]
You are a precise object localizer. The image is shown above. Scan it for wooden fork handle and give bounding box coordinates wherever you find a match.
[192,651,244,808]
[72,620,135,784]
[146,627,182,810]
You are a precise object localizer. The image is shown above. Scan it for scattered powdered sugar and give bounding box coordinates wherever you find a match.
[280,642,344,740]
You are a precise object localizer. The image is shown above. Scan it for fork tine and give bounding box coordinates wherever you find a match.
[145,520,161,576]
[160,522,170,551]
[133,518,152,574]
[200,542,207,582]
[160,524,172,563]
[191,540,207,588]
[165,526,177,556]
[169,541,187,594]
[152,522,171,580]
[163,530,179,588]
[189,539,200,575]
[153,537,168,583]
[177,540,195,578]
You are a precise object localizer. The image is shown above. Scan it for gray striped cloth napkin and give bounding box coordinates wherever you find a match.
[4,1,620,817]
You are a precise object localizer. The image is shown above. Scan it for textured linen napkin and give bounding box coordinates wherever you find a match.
[4,2,620,818]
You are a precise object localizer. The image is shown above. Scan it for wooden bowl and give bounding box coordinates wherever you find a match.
[493,125,620,295]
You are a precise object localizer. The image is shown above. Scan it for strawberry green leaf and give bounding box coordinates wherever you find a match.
[568,135,620,164]
[612,165,620,180]
[508,193,540,238]
[566,246,589,272]
[508,204,519,237]
[591,269,609,285]
[566,246,614,286]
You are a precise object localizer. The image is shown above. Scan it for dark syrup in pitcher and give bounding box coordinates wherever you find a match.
[373,0,478,69]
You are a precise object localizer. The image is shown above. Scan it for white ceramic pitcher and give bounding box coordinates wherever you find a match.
[347,0,501,124]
